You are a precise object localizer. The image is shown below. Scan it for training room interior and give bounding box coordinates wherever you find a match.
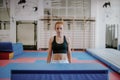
[0,0,120,80]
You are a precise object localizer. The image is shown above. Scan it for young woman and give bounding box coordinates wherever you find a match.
[47,21,72,63]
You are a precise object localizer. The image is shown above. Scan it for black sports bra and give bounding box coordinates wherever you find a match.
[52,36,68,54]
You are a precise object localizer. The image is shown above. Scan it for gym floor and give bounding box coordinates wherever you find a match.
[0,51,120,80]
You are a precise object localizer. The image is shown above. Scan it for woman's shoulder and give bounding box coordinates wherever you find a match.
[65,35,70,40]
[64,35,71,43]
[49,36,55,42]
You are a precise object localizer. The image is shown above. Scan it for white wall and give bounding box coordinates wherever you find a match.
[91,0,105,49]
[10,0,16,43]
[0,0,10,42]
[8,0,120,49]
[10,0,44,47]
[0,8,9,21]
[0,30,10,42]
[37,0,44,50]
[91,0,120,49]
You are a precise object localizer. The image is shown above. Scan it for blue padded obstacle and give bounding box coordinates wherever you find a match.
[11,63,109,80]
[0,42,23,54]
[0,42,23,59]
[87,48,120,74]
[0,42,14,59]
[12,43,23,56]
[0,42,13,52]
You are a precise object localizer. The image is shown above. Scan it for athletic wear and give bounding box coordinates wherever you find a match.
[52,36,68,53]
[51,60,69,63]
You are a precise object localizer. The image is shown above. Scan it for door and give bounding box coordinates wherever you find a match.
[16,21,37,50]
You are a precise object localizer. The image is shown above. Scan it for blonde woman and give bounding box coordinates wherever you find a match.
[47,21,72,63]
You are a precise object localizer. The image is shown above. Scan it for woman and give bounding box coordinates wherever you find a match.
[47,21,72,63]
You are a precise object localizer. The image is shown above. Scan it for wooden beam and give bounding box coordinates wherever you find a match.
[40,18,95,22]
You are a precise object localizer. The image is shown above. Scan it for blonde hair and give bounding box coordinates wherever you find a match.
[55,21,64,29]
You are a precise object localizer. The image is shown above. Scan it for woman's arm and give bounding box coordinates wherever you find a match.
[66,37,72,63]
[47,37,53,63]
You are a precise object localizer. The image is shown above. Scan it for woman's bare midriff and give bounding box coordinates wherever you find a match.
[52,53,68,60]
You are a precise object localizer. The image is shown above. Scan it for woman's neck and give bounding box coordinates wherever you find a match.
[56,34,63,38]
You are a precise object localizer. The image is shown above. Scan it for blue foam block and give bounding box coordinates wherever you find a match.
[11,63,109,80]
[12,43,23,56]
[0,42,13,52]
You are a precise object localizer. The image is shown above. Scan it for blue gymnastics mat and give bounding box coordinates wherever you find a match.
[11,63,109,80]
[86,48,120,74]
[13,51,95,60]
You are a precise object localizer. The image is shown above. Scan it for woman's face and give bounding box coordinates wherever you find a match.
[55,24,64,34]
